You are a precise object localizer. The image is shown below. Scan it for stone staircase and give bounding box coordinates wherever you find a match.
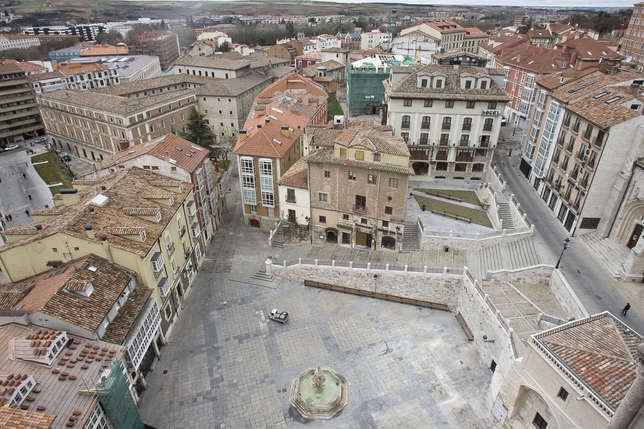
[402,222,420,252]
[579,231,629,279]
[497,202,514,230]
[477,237,540,279]
[271,224,285,249]
[250,269,280,288]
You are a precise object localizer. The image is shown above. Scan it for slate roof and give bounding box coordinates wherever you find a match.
[534,312,644,411]
[277,157,309,188]
[2,168,192,257]
[0,407,56,429]
[195,70,273,96]
[385,64,509,102]
[92,74,214,97]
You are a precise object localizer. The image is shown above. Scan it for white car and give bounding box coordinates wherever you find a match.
[4,144,19,151]
[34,137,47,143]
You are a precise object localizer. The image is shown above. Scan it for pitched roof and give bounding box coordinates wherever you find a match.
[0,324,126,429]
[147,133,209,173]
[385,64,509,101]
[277,157,308,188]
[301,60,345,78]
[423,21,466,34]
[0,407,56,429]
[256,72,327,100]
[495,42,571,74]
[478,34,526,56]
[534,312,644,411]
[1,60,45,73]
[101,285,152,345]
[79,45,128,56]
[464,27,488,38]
[556,36,623,60]
[306,147,414,175]
[2,168,192,257]
[234,111,308,158]
[195,70,272,97]
[174,55,251,70]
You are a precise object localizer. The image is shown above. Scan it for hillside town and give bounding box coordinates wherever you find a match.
[0,2,642,429]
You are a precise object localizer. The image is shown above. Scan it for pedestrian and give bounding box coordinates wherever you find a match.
[8,214,11,221]
[22,173,25,179]
[24,210,29,217]
[27,194,31,200]
[621,303,631,316]
[25,162,28,167]
[4,215,7,222]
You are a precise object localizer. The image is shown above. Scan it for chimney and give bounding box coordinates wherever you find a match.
[281,125,290,137]
[84,224,95,239]
[52,60,58,71]
[164,151,170,162]
[58,188,80,206]
[101,235,113,262]
[239,130,247,141]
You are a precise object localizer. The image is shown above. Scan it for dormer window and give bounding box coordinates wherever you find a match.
[140,230,147,242]
[179,183,184,193]
[156,211,162,222]
[434,78,444,89]
[169,196,175,206]
[479,79,489,90]
[462,78,474,89]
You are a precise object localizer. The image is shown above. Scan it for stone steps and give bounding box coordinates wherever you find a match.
[498,202,514,229]
[478,236,540,279]
[272,225,285,249]
[579,232,629,279]
[402,222,420,251]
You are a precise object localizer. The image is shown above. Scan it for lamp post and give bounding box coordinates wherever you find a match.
[555,238,570,269]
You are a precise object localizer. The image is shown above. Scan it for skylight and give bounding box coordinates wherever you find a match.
[593,91,610,99]
[605,96,624,104]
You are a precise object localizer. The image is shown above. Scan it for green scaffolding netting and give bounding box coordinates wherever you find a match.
[95,360,145,429]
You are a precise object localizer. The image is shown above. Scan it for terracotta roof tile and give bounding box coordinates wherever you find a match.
[146,134,209,173]
[0,407,56,429]
[535,312,643,411]
[307,147,414,175]
[234,112,307,158]
[101,286,152,345]
[278,157,308,188]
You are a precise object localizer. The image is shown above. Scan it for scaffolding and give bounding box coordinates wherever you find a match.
[95,361,145,429]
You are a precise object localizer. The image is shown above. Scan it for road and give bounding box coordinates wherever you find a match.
[0,142,53,228]
[494,126,644,335]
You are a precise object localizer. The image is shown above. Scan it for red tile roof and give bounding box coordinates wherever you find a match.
[147,134,209,173]
[278,157,308,188]
[0,407,55,429]
[234,112,308,158]
[535,312,643,411]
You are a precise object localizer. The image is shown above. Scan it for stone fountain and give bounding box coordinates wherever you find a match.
[289,363,348,420]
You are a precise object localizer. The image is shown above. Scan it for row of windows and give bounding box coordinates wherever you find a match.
[401,116,495,131]
[402,99,498,110]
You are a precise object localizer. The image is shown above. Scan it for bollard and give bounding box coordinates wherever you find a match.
[349,261,353,269]
[315,259,318,267]
[536,313,543,325]
[502,229,507,237]
[449,230,453,238]
[298,258,302,265]
[423,266,427,274]
[265,258,273,276]
[404,264,408,272]
[367,262,371,271]
[385,263,389,271]
[443,267,447,275]
[283,261,286,268]
[332,260,335,267]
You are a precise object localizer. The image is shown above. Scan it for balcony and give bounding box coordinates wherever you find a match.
[179,225,186,237]
[286,196,296,203]
[575,151,585,162]
[459,139,469,147]
[166,242,175,256]
[436,152,448,161]
[401,122,410,130]
[441,124,451,130]
[482,125,493,132]
[462,124,471,131]
[580,179,589,188]
[353,204,367,214]
[480,140,490,148]
[593,135,604,148]
[158,277,170,299]
[439,139,450,146]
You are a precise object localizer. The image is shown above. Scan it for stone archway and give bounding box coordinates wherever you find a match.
[614,201,644,244]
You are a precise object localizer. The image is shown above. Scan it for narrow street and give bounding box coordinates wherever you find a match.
[494,127,644,335]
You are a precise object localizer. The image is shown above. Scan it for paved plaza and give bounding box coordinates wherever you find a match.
[138,195,501,428]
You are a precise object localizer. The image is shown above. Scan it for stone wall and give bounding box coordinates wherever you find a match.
[420,228,533,252]
[549,269,589,320]
[273,262,460,308]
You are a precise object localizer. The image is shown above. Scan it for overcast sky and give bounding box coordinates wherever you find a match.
[311,0,632,7]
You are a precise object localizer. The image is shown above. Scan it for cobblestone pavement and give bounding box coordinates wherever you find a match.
[138,162,501,429]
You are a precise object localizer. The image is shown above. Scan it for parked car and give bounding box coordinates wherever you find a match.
[34,137,47,144]
[61,155,71,162]
[269,309,289,324]
[4,144,19,151]
[501,116,507,126]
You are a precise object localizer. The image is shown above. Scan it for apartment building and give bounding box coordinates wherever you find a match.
[495,312,644,429]
[56,62,119,90]
[132,32,180,71]
[383,64,508,180]
[0,168,201,336]
[0,254,164,390]
[399,21,487,55]
[527,70,644,234]
[84,133,225,245]
[620,1,644,71]
[0,34,40,51]
[23,24,106,41]
[37,74,213,160]
[391,28,440,61]
[173,55,252,79]
[0,63,44,146]
[306,125,413,250]
[361,29,391,51]
[234,111,309,229]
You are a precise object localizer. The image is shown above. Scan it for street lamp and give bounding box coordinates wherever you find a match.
[555,238,571,269]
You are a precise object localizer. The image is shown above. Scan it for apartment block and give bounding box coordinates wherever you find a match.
[85,133,225,246]
[37,74,213,160]
[383,64,508,180]
[620,2,644,71]
[0,168,202,337]
[306,124,413,250]
[0,63,44,146]
[399,21,488,54]
[360,29,391,51]
[523,70,644,234]
[132,32,180,71]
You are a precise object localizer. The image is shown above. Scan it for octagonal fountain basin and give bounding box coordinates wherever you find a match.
[289,365,348,420]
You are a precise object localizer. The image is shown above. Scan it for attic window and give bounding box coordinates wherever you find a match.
[86,265,98,272]
[156,211,162,222]
[568,81,597,93]
[169,196,175,206]
[605,96,623,104]
[593,91,610,99]
[527,60,534,65]
[587,51,592,56]
[631,104,641,111]
[179,183,184,193]
[140,230,147,242]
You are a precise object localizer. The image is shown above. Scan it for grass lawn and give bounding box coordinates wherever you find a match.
[31,153,72,196]
[217,159,231,171]
[327,100,344,122]
[414,188,481,206]
[413,194,492,228]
